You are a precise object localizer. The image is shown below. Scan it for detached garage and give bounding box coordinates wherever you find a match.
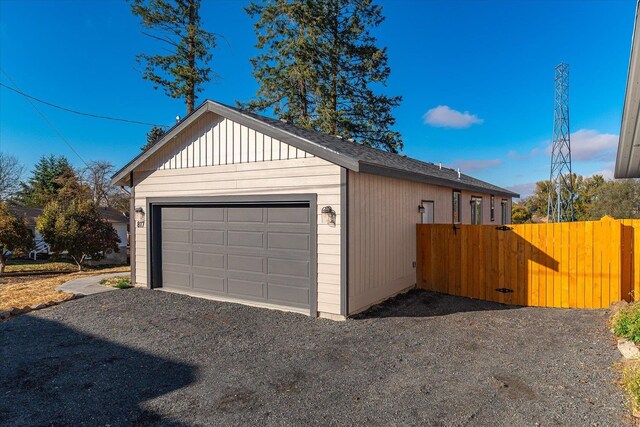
[112,100,517,320]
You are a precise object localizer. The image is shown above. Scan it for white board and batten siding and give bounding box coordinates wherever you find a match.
[348,171,512,314]
[133,112,343,316]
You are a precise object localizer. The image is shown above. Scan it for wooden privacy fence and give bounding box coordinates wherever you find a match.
[416,217,640,309]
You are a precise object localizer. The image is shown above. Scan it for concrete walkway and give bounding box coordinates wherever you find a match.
[57,272,130,296]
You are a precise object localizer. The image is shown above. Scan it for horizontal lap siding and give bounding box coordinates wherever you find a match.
[348,171,510,314]
[132,112,341,315]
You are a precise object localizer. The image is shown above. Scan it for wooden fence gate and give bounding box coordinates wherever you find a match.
[416,217,640,309]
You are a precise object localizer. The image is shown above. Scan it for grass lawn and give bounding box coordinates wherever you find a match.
[0,266,130,312]
[5,259,79,273]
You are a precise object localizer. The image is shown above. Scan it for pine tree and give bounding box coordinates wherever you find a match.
[245,0,402,152]
[141,126,166,152]
[17,155,76,207]
[130,0,218,114]
[245,0,319,128]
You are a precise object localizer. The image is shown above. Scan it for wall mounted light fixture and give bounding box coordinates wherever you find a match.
[418,205,425,214]
[135,207,145,228]
[321,206,336,227]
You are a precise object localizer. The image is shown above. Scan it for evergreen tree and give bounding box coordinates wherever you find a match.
[245,0,402,152]
[17,155,76,207]
[141,126,166,152]
[130,0,218,114]
[245,0,319,128]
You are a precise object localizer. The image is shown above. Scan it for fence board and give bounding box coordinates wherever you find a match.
[416,218,637,309]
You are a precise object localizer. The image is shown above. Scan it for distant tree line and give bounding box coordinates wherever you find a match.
[512,174,640,223]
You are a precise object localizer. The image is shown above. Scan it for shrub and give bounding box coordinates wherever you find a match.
[100,275,131,289]
[612,304,640,343]
[0,203,34,273]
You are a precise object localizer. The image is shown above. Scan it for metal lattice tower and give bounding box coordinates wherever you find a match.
[547,63,575,222]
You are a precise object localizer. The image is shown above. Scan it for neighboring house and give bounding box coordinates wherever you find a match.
[7,204,129,262]
[616,0,640,178]
[111,100,518,320]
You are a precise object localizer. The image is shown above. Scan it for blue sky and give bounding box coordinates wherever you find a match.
[0,0,635,197]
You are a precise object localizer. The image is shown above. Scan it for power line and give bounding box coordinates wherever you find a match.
[0,81,168,128]
[1,68,89,167]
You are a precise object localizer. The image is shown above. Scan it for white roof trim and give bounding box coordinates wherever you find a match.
[615,0,640,179]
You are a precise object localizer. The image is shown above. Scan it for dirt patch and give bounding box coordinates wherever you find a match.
[0,266,130,313]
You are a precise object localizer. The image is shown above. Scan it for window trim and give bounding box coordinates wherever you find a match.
[501,199,508,225]
[470,196,483,225]
[490,195,495,222]
[452,190,462,224]
[421,200,435,224]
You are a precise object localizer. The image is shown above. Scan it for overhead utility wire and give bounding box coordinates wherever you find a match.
[1,68,89,167]
[0,81,168,128]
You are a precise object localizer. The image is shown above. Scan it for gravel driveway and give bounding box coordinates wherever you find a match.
[0,289,630,426]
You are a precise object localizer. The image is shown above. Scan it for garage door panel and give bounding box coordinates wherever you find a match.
[267,276,310,290]
[192,230,224,245]
[267,207,308,224]
[160,204,311,310]
[192,252,224,269]
[268,258,309,278]
[162,229,191,243]
[162,207,191,221]
[227,279,265,298]
[193,275,225,292]
[268,232,309,250]
[163,270,191,288]
[228,208,263,223]
[227,230,264,248]
[192,207,224,221]
[163,249,191,266]
[268,284,309,306]
[228,254,264,273]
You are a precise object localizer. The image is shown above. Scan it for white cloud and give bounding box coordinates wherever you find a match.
[545,129,618,162]
[588,161,615,180]
[507,182,537,199]
[449,159,502,173]
[423,105,484,129]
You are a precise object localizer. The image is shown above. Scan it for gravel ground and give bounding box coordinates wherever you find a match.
[0,288,630,426]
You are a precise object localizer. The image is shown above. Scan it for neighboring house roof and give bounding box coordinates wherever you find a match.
[616,0,640,178]
[112,100,519,198]
[7,204,127,227]
[7,205,42,228]
[97,207,129,224]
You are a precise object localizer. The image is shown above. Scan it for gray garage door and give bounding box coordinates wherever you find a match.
[160,205,312,310]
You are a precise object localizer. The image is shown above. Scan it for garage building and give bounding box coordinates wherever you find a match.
[112,100,518,320]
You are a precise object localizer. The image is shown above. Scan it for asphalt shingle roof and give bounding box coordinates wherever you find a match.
[226,104,518,197]
[113,100,518,198]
